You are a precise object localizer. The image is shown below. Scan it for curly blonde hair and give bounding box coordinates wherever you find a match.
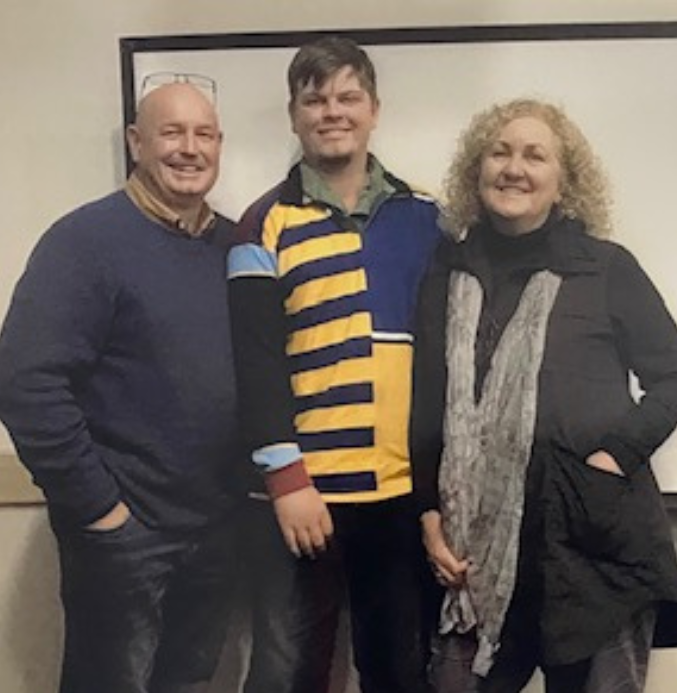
[442,97,613,237]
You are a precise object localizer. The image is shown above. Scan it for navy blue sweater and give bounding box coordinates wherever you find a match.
[0,191,245,528]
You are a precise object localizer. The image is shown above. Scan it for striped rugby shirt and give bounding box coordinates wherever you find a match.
[228,159,441,503]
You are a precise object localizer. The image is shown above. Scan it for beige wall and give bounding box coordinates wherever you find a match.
[2,1,677,691]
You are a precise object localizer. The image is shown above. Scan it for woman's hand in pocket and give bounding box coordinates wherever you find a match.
[586,450,624,476]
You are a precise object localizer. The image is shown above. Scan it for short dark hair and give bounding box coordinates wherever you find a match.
[287,36,378,102]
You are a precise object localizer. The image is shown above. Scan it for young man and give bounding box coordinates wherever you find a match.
[228,37,440,693]
[0,81,245,693]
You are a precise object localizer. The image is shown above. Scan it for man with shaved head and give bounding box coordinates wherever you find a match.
[0,80,245,693]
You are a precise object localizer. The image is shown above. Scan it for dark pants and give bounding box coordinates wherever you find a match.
[242,494,435,693]
[429,606,656,693]
[53,511,241,693]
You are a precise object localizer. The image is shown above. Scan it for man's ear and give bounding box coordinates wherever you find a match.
[371,96,381,128]
[288,100,299,135]
[126,124,141,163]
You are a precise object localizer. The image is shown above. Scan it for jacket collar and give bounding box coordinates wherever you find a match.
[447,212,601,278]
[277,156,414,207]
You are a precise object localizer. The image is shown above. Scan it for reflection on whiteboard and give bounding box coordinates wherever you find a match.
[121,25,677,491]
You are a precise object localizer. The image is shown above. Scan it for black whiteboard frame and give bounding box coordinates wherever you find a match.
[119,21,677,170]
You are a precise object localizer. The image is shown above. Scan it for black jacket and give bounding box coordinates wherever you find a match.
[411,216,677,665]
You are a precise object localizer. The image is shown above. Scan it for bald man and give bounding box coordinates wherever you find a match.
[0,82,246,693]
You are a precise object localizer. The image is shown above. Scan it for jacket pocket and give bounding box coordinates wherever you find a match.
[549,446,645,565]
[79,511,147,545]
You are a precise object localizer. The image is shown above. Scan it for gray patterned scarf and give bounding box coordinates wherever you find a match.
[438,269,562,676]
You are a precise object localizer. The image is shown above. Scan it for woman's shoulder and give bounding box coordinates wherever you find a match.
[555,218,640,273]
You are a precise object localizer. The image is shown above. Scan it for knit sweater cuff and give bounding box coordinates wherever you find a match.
[264,460,313,498]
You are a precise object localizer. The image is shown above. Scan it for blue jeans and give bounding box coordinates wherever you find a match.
[53,511,241,693]
[242,495,436,693]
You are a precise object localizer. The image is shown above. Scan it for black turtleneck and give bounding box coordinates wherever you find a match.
[472,218,553,401]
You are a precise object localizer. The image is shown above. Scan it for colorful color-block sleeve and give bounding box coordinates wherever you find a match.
[227,222,312,498]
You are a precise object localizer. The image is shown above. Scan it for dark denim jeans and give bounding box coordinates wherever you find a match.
[53,511,241,693]
[242,494,435,693]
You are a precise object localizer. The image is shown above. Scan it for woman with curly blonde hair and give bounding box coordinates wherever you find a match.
[442,98,612,239]
[411,97,677,692]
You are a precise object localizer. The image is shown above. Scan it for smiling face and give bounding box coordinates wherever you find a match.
[479,115,563,236]
[289,65,379,172]
[126,83,222,214]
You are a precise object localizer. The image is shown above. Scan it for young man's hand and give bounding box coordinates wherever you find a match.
[273,487,333,557]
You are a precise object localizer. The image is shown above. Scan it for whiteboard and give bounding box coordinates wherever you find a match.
[121,24,677,493]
